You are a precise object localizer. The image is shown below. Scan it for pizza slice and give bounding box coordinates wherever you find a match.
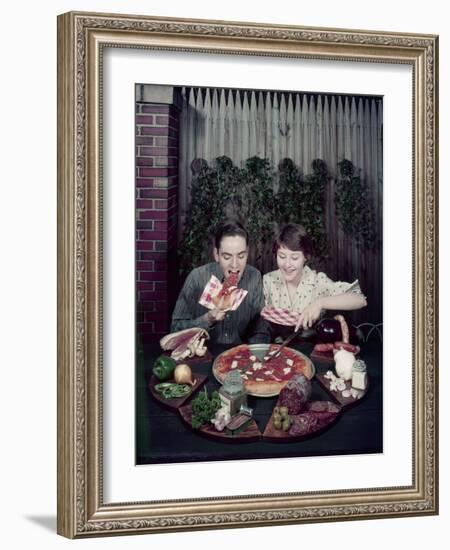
[212,271,239,309]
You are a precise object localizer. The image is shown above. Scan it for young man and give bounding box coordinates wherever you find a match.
[171,221,270,344]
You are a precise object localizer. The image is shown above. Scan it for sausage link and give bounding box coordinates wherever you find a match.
[334,314,349,343]
[333,341,360,354]
[314,343,335,352]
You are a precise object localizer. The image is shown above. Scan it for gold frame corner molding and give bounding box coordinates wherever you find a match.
[57,11,438,539]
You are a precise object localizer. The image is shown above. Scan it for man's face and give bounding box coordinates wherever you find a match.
[213,235,248,282]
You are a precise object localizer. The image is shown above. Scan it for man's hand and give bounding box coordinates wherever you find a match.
[294,299,323,331]
[206,296,228,324]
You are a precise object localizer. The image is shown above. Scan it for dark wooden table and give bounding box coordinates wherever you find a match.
[136,340,382,465]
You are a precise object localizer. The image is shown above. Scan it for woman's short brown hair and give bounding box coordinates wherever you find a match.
[274,223,314,260]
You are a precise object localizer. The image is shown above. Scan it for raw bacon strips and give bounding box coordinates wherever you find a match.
[159,327,209,360]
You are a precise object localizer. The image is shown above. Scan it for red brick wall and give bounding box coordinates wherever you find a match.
[136,102,180,343]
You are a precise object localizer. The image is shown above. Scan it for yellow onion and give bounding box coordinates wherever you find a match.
[174,364,196,386]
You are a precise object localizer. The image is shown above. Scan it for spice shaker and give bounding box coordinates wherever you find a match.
[219,370,247,416]
[352,359,367,390]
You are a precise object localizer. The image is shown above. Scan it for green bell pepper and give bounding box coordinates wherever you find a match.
[152,355,177,381]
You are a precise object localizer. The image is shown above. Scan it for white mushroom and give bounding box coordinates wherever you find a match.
[351,388,362,399]
[195,337,207,357]
[179,348,191,360]
[329,381,339,392]
[211,407,231,431]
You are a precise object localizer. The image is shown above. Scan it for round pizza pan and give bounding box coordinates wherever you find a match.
[212,343,315,398]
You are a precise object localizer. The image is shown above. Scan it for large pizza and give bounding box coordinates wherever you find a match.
[212,344,314,397]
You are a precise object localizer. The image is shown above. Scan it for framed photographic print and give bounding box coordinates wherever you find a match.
[57,11,438,538]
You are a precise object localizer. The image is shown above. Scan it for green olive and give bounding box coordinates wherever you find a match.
[273,407,280,416]
[279,406,289,418]
[273,418,282,430]
[282,417,291,431]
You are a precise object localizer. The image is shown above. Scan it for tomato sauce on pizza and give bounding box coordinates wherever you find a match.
[212,272,239,309]
[213,344,314,396]
[219,271,239,296]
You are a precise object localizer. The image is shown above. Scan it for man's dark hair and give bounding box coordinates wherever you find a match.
[214,221,249,250]
[274,223,314,260]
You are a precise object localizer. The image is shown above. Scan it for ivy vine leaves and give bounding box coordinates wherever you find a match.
[179,156,377,277]
[335,159,377,249]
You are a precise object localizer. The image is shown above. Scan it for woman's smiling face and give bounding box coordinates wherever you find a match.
[276,245,306,285]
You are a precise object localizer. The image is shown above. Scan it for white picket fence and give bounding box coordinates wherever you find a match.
[179,87,382,232]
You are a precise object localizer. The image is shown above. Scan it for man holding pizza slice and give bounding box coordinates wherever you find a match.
[171,221,270,344]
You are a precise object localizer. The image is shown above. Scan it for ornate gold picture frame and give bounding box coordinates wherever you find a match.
[57,11,438,538]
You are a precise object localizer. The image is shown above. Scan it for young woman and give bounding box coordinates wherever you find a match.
[263,224,367,332]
